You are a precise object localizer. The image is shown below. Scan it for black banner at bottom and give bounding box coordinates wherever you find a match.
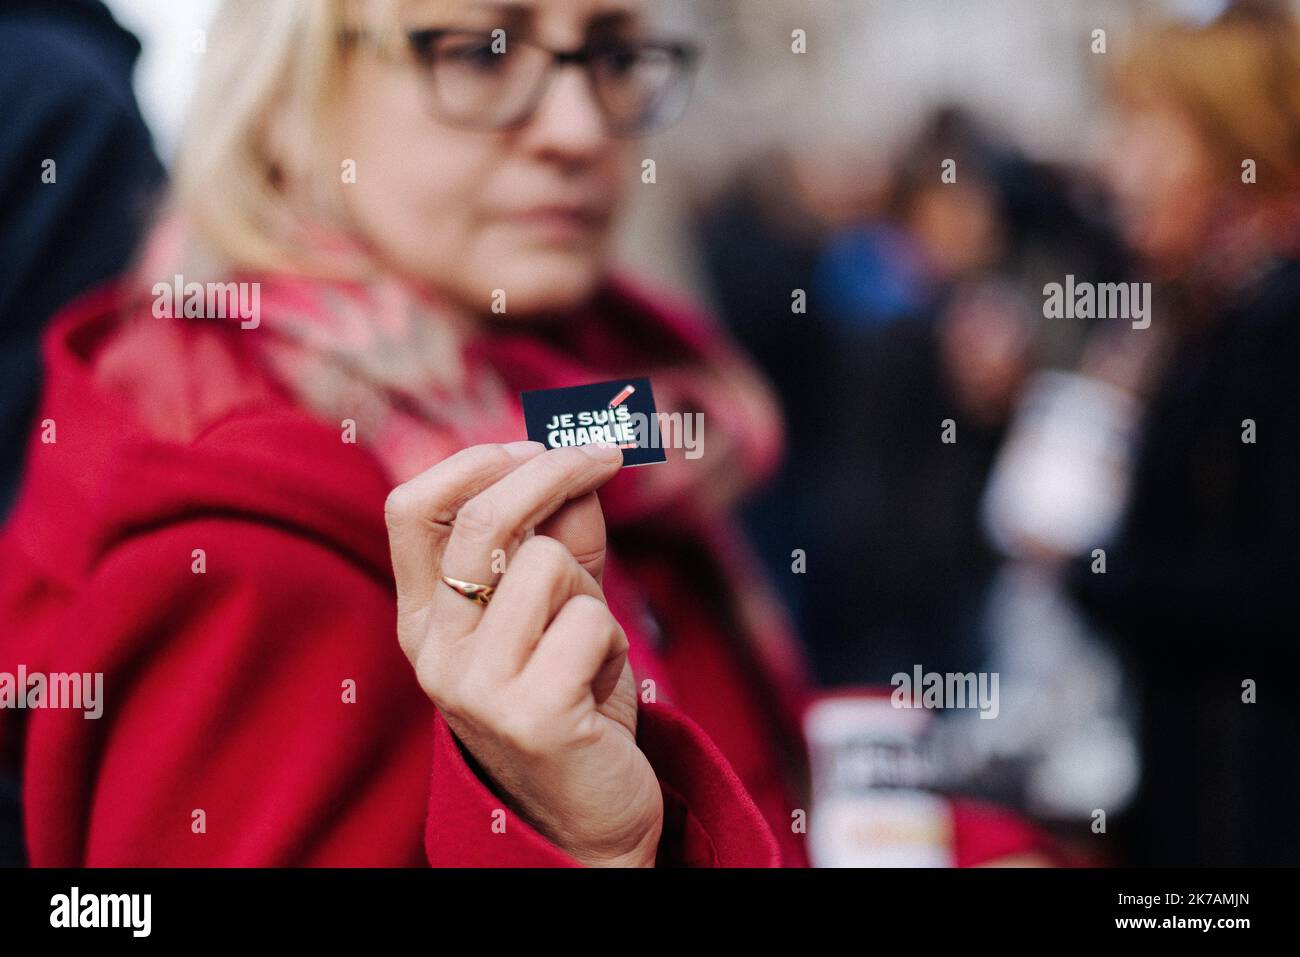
[0,866,1282,944]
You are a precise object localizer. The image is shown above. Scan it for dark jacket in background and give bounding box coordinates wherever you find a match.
[1070,258,1300,865]
[0,0,164,519]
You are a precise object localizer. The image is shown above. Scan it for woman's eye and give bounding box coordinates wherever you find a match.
[600,46,641,76]
[443,42,504,71]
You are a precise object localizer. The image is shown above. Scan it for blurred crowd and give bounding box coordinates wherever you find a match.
[686,1,1300,865]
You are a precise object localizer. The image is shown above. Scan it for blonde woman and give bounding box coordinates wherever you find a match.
[1,0,1054,867]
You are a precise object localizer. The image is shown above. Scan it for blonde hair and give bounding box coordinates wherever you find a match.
[159,0,413,282]
[1110,0,1300,196]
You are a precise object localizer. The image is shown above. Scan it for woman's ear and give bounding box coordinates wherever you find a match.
[262,96,308,189]
[262,89,349,227]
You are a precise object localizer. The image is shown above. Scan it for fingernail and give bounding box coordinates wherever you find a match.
[579,441,623,462]
[503,440,545,459]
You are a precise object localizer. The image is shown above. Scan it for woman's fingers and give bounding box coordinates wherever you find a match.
[431,443,622,640]
[385,441,544,656]
[472,534,606,679]
[525,593,631,710]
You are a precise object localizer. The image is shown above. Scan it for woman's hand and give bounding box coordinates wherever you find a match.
[384,441,663,867]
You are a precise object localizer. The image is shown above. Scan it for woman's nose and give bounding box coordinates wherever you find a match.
[522,64,610,159]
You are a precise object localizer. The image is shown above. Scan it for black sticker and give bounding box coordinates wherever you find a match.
[520,377,667,467]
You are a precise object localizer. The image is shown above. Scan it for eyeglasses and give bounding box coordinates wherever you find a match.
[342,28,700,137]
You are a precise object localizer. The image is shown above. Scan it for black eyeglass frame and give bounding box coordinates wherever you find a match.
[339,27,702,137]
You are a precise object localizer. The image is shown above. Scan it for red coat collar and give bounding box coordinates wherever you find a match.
[5,281,396,589]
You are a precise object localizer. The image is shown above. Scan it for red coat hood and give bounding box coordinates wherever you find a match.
[6,281,397,591]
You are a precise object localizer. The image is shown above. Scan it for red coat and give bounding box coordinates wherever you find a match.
[0,282,1056,867]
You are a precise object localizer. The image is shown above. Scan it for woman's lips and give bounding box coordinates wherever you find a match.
[508,206,606,243]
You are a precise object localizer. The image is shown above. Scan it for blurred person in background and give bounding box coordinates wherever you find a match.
[711,108,1117,688]
[1055,0,1300,865]
[807,112,1018,687]
[0,0,1056,867]
[0,0,164,521]
[0,0,165,869]
[692,147,834,631]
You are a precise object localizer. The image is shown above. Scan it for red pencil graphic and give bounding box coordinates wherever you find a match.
[609,384,639,448]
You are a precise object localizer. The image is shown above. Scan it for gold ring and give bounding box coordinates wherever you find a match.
[440,574,496,606]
